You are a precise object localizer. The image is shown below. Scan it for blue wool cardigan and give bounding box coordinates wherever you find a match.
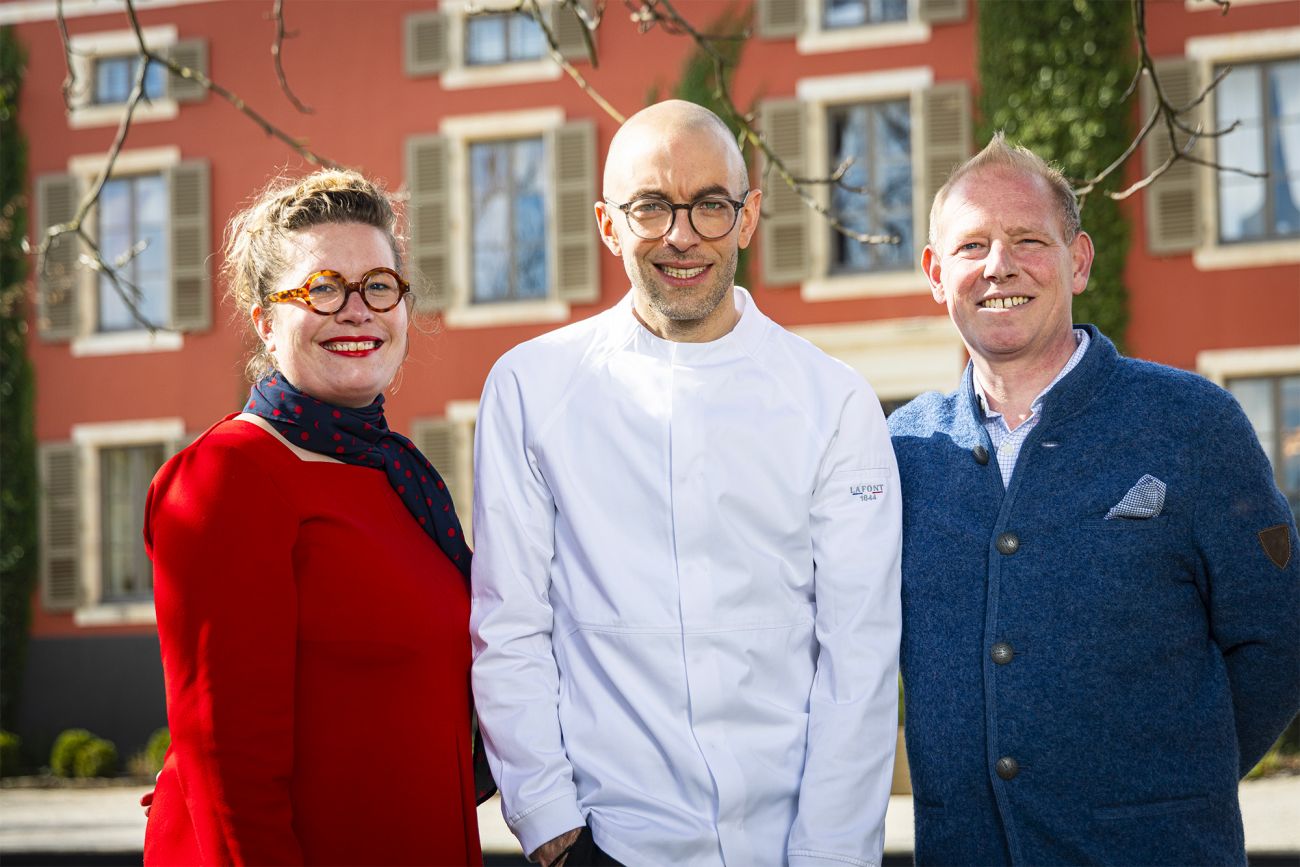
[889,326,1300,866]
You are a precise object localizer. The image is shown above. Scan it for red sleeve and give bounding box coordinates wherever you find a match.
[146,429,304,866]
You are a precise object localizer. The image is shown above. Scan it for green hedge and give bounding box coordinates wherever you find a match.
[0,24,37,736]
[73,738,118,778]
[50,728,119,778]
[0,729,20,776]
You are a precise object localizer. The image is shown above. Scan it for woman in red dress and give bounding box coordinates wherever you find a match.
[143,170,483,866]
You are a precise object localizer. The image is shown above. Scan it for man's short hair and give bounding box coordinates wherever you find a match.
[928,132,1081,246]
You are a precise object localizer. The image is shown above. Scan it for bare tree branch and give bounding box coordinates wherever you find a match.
[1072,0,1264,204]
[35,0,342,334]
[623,0,899,245]
[270,0,314,114]
[515,0,626,122]
[56,0,85,110]
[34,1,160,332]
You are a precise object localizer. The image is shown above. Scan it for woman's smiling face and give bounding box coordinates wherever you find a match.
[253,222,409,407]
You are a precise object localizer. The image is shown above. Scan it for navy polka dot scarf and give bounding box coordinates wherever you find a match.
[242,374,472,581]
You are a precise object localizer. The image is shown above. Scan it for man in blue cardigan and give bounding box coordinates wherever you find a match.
[889,134,1300,865]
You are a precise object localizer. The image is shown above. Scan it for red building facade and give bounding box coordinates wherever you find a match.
[6,0,1297,753]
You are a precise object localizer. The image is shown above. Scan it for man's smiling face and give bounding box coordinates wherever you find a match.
[924,166,1093,368]
[596,110,760,340]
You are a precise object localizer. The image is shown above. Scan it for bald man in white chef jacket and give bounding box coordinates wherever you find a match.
[470,100,902,867]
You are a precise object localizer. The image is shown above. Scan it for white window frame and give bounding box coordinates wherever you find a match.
[796,0,930,54]
[795,67,933,301]
[1186,26,1300,271]
[1197,345,1300,387]
[67,146,185,356]
[439,0,563,90]
[0,2,208,26]
[66,26,178,130]
[70,417,184,626]
[793,315,965,403]
[440,108,571,329]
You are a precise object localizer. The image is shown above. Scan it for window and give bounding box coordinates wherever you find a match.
[465,12,546,65]
[404,2,586,89]
[755,0,964,52]
[1153,29,1300,266]
[97,173,170,331]
[824,0,907,28]
[759,75,970,300]
[1214,57,1300,244]
[406,111,598,327]
[828,99,914,274]
[93,55,165,105]
[66,26,206,129]
[99,444,165,601]
[470,138,549,302]
[39,419,183,622]
[36,150,211,351]
[1228,373,1300,520]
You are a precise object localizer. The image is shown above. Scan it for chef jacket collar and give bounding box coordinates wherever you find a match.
[623,286,768,366]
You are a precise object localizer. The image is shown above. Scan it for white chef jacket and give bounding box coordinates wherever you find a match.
[470,288,901,867]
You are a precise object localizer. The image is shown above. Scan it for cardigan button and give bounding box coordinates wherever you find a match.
[973,444,990,466]
[990,642,1014,665]
[995,532,1020,555]
[995,756,1020,780]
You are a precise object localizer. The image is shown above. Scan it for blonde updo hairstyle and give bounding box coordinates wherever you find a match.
[223,169,406,382]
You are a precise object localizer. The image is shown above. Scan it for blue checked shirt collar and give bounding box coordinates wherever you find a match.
[975,328,1091,487]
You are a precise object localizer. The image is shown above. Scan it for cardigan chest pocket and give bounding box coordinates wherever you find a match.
[1066,516,1197,607]
[1092,793,1208,821]
[1076,515,1189,575]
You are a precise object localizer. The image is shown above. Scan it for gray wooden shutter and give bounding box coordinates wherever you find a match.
[918,0,967,24]
[756,0,801,39]
[165,39,207,103]
[35,173,80,341]
[918,83,972,256]
[1142,59,1203,254]
[168,160,211,331]
[406,135,452,314]
[552,2,589,61]
[39,443,81,612]
[759,99,810,287]
[411,418,474,544]
[404,11,449,77]
[549,120,599,304]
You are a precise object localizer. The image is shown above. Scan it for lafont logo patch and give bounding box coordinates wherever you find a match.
[850,483,885,502]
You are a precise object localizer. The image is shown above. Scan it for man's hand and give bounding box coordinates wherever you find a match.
[529,827,583,867]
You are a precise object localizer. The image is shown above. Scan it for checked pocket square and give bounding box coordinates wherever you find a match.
[1105,474,1167,520]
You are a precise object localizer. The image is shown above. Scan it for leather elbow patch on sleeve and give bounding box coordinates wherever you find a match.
[1258,524,1293,570]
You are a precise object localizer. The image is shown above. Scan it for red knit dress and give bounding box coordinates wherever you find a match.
[143,418,482,866]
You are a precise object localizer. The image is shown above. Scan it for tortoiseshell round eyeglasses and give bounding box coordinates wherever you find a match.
[266,267,411,314]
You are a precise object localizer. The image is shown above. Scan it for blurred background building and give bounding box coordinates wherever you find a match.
[2,0,1296,761]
